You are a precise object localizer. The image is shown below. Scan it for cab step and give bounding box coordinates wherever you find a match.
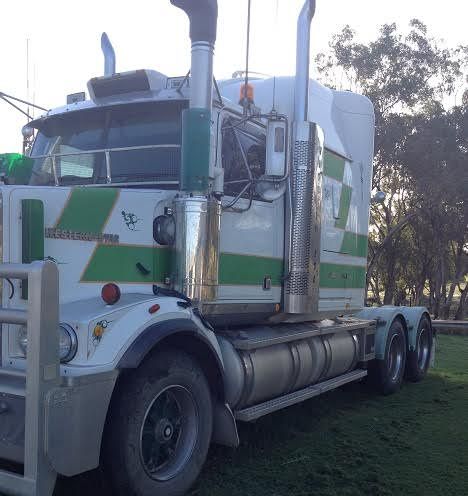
[234,369,367,422]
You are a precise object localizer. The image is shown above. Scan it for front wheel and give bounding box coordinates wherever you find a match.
[103,348,213,496]
[405,315,433,382]
[370,319,407,395]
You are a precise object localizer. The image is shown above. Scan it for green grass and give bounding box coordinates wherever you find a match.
[55,334,468,496]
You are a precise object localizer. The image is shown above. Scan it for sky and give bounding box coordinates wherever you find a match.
[1,0,466,153]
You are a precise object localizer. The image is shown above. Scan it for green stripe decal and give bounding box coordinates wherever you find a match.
[219,253,283,286]
[320,263,366,289]
[56,188,119,233]
[82,248,283,286]
[334,184,352,229]
[340,232,369,258]
[22,199,45,299]
[82,245,172,283]
[323,150,345,182]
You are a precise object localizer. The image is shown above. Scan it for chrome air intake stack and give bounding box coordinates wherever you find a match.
[284,0,324,315]
[171,0,221,303]
[101,33,116,76]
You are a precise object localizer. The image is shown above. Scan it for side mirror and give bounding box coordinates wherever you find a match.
[371,190,386,204]
[265,119,287,177]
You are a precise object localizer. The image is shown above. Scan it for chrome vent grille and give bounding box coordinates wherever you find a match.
[284,122,324,314]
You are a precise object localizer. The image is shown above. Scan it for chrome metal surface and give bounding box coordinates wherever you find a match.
[101,32,116,77]
[417,327,430,371]
[234,369,367,422]
[0,261,59,496]
[173,196,221,302]
[388,333,404,382]
[32,143,180,160]
[190,42,214,110]
[284,122,324,314]
[139,385,198,482]
[218,324,361,410]
[31,144,181,185]
[294,0,316,122]
[104,149,111,183]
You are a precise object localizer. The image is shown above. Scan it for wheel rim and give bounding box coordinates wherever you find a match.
[388,333,404,382]
[139,385,198,481]
[417,327,430,371]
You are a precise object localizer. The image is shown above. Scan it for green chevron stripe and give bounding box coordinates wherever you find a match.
[334,184,352,230]
[81,245,172,283]
[340,232,368,258]
[320,263,366,289]
[81,246,284,286]
[56,188,119,233]
[323,150,345,182]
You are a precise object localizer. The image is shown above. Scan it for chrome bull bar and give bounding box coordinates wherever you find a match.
[0,261,59,496]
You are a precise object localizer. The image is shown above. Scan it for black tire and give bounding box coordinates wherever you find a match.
[103,348,213,496]
[405,315,433,382]
[369,319,407,395]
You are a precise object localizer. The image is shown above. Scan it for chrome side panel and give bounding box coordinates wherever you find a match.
[174,196,221,303]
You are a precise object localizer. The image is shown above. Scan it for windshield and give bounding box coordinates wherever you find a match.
[30,101,186,186]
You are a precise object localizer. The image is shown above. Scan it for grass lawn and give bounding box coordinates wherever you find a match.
[55,334,468,496]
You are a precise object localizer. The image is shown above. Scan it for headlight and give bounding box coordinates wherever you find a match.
[17,323,78,363]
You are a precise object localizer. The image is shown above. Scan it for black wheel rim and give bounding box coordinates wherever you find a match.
[388,333,404,382]
[417,327,430,371]
[139,385,198,481]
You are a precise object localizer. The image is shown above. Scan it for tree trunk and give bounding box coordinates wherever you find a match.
[454,284,468,321]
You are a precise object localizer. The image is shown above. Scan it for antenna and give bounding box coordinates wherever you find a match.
[26,39,30,121]
[272,0,280,111]
[241,0,252,115]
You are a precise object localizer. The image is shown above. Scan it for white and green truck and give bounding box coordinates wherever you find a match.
[0,1,434,495]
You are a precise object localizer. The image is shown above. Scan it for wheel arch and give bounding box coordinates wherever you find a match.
[117,318,225,402]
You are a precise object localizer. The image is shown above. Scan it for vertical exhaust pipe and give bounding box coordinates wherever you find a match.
[101,32,116,77]
[170,0,221,304]
[294,0,316,121]
[284,0,324,315]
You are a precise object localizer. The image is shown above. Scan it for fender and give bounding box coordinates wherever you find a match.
[117,318,223,375]
[116,317,239,447]
[355,306,430,359]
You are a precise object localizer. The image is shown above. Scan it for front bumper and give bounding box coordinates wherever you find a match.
[0,370,118,477]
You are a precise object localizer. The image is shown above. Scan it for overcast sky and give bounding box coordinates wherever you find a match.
[1,0,466,152]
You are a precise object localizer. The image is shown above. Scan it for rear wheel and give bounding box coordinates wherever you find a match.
[406,315,432,382]
[370,319,407,395]
[104,348,213,496]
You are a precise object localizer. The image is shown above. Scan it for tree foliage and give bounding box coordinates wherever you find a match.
[317,20,468,318]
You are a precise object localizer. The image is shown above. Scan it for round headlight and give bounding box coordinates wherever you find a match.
[59,324,78,363]
[17,323,77,363]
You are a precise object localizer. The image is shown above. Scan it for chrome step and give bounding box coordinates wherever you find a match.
[234,369,367,422]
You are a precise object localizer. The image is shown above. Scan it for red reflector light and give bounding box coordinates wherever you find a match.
[101,283,121,305]
[148,304,161,314]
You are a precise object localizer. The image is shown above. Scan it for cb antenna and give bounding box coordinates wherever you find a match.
[241,0,252,115]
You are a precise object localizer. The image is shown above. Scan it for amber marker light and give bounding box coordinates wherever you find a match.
[101,283,121,305]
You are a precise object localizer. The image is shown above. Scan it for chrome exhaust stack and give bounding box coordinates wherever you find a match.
[170,0,221,304]
[284,0,324,315]
[101,32,116,77]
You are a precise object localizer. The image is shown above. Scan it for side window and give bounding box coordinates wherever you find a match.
[221,117,266,198]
